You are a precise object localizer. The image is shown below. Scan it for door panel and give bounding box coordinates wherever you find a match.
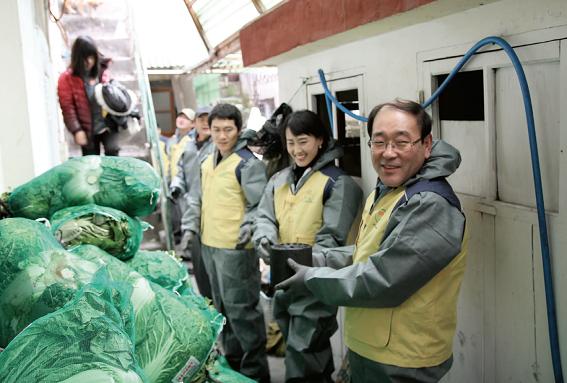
[495,61,560,212]
[425,39,563,382]
[442,196,495,383]
[443,120,491,197]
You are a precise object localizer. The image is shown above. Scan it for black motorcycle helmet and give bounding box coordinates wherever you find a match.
[249,103,293,159]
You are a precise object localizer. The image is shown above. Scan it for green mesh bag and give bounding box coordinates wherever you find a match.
[0,218,223,383]
[203,352,256,383]
[0,269,147,383]
[70,245,225,383]
[1,155,160,219]
[126,250,189,291]
[50,204,147,261]
[0,218,101,347]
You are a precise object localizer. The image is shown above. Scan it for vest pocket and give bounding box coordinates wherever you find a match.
[345,307,393,348]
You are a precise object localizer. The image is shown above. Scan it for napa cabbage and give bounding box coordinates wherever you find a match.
[2,155,160,219]
[0,218,100,347]
[126,250,189,291]
[0,271,146,383]
[51,204,148,260]
[70,245,224,383]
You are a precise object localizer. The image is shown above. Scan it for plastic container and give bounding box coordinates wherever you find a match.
[270,243,312,286]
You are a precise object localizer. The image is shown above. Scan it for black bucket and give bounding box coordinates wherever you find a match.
[270,243,312,286]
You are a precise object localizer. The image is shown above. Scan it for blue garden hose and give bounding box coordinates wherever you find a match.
[318,36,563,382]
[318,69,368,124]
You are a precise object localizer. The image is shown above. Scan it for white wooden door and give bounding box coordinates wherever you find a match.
[421,38,566,383]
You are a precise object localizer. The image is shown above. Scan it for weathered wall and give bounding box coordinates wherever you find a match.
[0,0,62,192]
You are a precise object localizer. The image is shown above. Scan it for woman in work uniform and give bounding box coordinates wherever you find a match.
[253,110,363,382]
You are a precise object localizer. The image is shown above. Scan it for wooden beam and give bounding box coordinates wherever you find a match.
[250,0,266,14]
[182,0,212,53]
[187,32,241,75]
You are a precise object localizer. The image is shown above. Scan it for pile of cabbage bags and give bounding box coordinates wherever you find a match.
[0,218,223,382]
[0,156,255,382]
[1,156,160,219]
[71,244,224,382]
[0,270,146,383]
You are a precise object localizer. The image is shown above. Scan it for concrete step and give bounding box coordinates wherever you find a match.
[61,15,126,40]
[96,36,134,58]
[108,56,136,76]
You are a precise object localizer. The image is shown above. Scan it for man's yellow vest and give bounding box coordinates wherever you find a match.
[169,134,192,179]
[274,172,330,246]
[200,152,246,249]
[344,187,468,368]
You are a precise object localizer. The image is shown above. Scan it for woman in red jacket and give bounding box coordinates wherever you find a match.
[57,36,118,156]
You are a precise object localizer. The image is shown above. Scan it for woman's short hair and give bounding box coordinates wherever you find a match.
[282,110,330,151]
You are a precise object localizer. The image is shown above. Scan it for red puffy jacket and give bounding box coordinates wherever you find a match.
[57,60,110,135]
[57,69,92,135]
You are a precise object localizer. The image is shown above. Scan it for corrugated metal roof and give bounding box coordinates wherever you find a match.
[193,0,259,47]
[133,0,284,71]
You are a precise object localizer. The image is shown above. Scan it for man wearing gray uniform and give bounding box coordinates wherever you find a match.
[278,99,468,383]
[172,106,213,297]
[183,104,270,382]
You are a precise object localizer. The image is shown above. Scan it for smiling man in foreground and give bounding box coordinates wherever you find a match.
[277,99,468,383]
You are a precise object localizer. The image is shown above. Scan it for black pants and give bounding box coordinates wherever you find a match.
[82,130,120,156]
[348,350,453,383]
[190,235,212,299]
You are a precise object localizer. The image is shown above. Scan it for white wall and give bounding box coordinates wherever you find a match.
[0,0,62,192]
[277,0,567,194]
[274,0,567,381]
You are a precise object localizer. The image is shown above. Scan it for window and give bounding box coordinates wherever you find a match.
[307,75,364,180]
[423,40,560,211]
[151,82,175,136]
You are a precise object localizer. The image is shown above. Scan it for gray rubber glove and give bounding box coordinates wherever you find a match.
[275,259,312,295]
[235,224,252,249]
[167,186,181,205]
[257,238,271,264]
[180,230,195,251]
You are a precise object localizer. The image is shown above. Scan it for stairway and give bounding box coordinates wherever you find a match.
[57,0,171,250]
